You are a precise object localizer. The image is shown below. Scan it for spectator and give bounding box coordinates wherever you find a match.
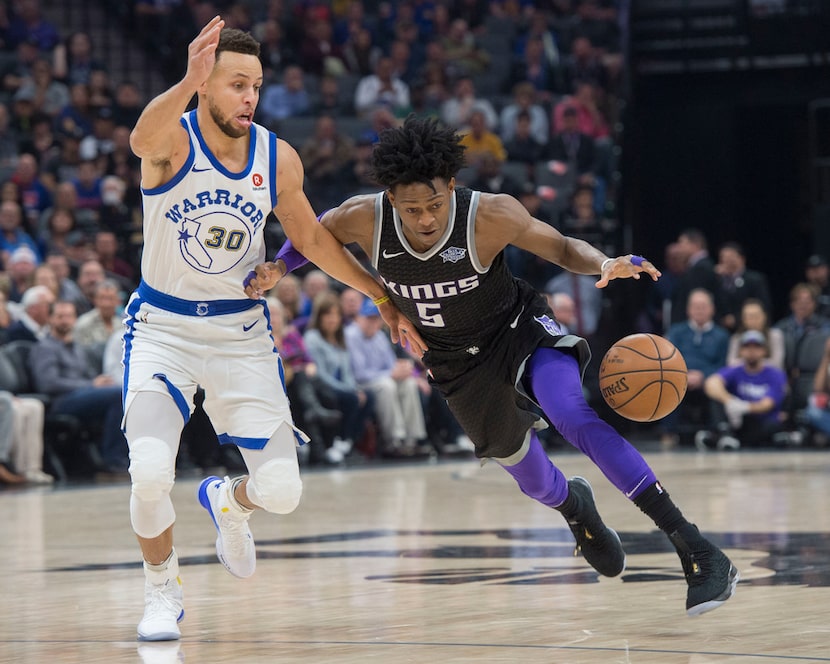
[9,152,52,228]
[111,80,143,129]
[256,19,293,81]
[0,289,13,343]
[41,207,77,256]
[353,56,410,118]
[0,199,41,262]
[558,184,615,257]
[545,270,604,339]
[440,75,497,131]
[52,31,105,86]
[339,287,364,326]
[503,109,546,166]
[30,299,128,474]
[0,393,26,485]
[341,26,380,78]
[303,292,374,456]
[562,36,608,93]
[552,81,610,140]
[508,36,561,100]
[547,105,597,183]
[71,158,104,214]
[774,283,830,415]
[18,112,61,177]
[272,272,303,324]
[804,254,830,317]
[300,115,356,211]
[5,246,39,303]
[0,103,19,182]
[299,269,332,319]
[805,336,830,445]
[726,298,785,370]
[345,300,428,456]
[74,258,105,314]
[5,283,53,342]
[80,105,117,162]
[258,65,310,127]
[439,18,489,76]
[311,75,350,117]
[98,174,135,243]
[499,81,549,145]
[15,56,69,118]
[670,228,720,325]
[32,262,59,300]
[701,330,789,451]
[86,65,113,109]
[0,37,40,99]
[299,14,346,77]
[93,229,134,286]
[664,289,730,447]
[268,298,343,466]
[7,0,61,51]
[714,241,772,332]
[44,251,83,304]
[458,109,507,166]
[548,291,578,334]
[55,82,95,140]
[466,152,522,197]
[5,390,51,484]
[74,278,122,347]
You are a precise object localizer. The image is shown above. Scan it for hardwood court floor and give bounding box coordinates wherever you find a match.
[3,449,830,663]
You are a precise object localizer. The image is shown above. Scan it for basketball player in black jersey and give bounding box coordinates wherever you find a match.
[245,116,739,616]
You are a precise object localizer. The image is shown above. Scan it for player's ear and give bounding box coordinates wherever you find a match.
[447,177,456,193]
[385,189,395,207]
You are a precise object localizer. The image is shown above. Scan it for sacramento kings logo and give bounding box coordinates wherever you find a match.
[440,246,467,263]
[176,211,252,274]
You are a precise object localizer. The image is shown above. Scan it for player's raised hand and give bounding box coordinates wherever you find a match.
[243,261,284,299]
[596,254,661,289]
[185,16,224,87]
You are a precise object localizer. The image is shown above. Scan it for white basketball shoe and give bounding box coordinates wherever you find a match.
[197,475,256,578]
[137,551,184,642]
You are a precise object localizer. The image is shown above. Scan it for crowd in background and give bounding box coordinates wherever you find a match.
[0,0,826,486]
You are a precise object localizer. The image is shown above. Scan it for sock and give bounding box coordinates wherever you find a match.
[144,548,178,584]
[497,431,569,509]
[632,482,689,535]
[228,476,253,514]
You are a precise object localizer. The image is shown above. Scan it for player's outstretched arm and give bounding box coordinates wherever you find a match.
[130,16,224,186]
[476,193,660,288]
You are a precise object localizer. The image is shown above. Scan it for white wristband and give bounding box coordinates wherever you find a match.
[600,258,614,273]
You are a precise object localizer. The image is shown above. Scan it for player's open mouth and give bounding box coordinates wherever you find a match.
[237,114,253,127]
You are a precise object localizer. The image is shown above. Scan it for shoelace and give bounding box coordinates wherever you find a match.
[145,581,181,616]
[218,512,252,557]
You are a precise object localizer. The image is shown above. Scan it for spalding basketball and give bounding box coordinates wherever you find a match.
[598,333,687,422]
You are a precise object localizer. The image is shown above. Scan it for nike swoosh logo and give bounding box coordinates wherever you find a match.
[192,166,212,173]
[509,306,524,329]
[624,474,650,498]
[243,320,259,332]
[382,249,405,259]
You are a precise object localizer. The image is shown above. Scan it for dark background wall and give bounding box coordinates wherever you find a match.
[621,67,830,320]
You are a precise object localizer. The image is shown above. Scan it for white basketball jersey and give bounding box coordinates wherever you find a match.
[139,110,276,301]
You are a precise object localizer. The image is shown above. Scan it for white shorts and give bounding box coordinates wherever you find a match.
[123,293,301,449]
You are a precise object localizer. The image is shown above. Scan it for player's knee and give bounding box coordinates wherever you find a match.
[129,436,175,502]
[250,458,303,514]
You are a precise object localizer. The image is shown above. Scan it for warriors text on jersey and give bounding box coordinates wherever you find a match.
[371,187,518,353]
[139,110,276,301]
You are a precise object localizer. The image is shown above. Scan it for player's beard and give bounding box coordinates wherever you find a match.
[207,98,248,139]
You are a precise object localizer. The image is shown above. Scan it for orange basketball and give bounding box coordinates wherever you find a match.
[598,333,688,422]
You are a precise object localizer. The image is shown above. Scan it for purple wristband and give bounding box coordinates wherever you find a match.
[631,255,645,267]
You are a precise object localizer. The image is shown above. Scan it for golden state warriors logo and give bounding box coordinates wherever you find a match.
[177,211,252,274]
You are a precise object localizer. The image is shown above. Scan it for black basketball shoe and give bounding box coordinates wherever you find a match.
[669,523,740,616]
[565,476,626,577]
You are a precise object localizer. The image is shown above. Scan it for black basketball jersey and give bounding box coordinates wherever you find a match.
[371,186,518,353]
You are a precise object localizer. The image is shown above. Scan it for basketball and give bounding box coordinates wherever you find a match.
[598,333,687,422]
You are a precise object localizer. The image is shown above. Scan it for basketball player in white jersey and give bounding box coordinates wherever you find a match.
[125,17,421,641]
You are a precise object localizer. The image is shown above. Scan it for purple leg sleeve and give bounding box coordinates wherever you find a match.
[499,430,569,508]
[527,347,657,500]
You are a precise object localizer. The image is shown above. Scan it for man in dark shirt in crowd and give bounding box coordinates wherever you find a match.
[30,299,128,473]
